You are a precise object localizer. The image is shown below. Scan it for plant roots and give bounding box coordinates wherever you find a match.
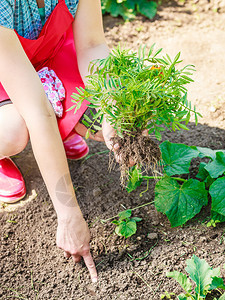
[110,131,162,185]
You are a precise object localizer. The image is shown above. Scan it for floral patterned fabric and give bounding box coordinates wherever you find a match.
[37,67,65,118]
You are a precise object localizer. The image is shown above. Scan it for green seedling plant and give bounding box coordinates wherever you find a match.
[161,291,176,299]
[127,141,225,227]
[70,44,199,183]
[165,255,225,299]
[70,44,198,139]
[101,0,158,20]
[111,209,142,238]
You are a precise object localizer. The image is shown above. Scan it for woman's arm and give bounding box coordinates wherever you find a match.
[0,26,97,282]
[73,0,110,84]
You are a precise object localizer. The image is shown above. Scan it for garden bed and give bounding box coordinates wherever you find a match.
[1,0,225,299]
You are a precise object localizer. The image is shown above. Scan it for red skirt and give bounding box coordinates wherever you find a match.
[0,0,88,141]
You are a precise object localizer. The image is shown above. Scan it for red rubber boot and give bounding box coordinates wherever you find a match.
[0,158,26,203]
[63,131,89,160]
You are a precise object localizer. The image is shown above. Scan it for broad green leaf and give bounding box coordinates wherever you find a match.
[209,177,225,217]
[118,209,132,220]
[205,152,225,178]
[160,141,199,176]
[167,271,192,293]
[209,276,225,290]
[116,220,137,238]
[155,177,208,227]
[204,176,215,189]
[137,1,157,19]
[185,255,214,297]
[124,0,136,10]
[197,146,217,159]
[197,146,225,160]
[105,0,123,16]
[196,162,208,180]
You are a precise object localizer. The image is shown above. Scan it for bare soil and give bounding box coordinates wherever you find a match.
[1,1,225,299]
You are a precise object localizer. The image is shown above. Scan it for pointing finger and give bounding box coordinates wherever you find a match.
[83,252,98,283]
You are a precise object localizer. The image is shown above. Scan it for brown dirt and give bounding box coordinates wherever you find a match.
[1,1,225,299]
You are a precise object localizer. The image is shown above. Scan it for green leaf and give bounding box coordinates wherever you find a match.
[131,217,142,222]
[167,271,192,293]
[178,295,188,300]
[205,152,225,178]
[197,147,225,160]
[160,141,199,176]
[124,0,136,10]
[93,125,102,131]
[106,1,136,20]
[85,129,90,139]
[209,177,225,217]
[196,162,208,181]
[210,210,225,223]
[178,123,189,130]
[155,177,208,227]
[111,220,120,225]
[118,209,132,220]
[197,147,216,159]
[82,120,90,128]
[126,166,143,193]
[116,220,137,238]
[137,1,157,19]
[209,276,225,290]
[83,114,92,124]
[185,255,215,297]
[204,176,215,189]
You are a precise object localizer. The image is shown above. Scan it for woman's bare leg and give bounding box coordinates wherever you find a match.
[0,104,29,158]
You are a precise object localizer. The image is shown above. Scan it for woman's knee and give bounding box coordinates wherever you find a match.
[0,104,29,157]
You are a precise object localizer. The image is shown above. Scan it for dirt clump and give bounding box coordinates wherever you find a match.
[111,131,161,184]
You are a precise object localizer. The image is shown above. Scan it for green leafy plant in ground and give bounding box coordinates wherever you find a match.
[101,0,158,20]
[111,209,142,238]
[127,141,225,227]
[164,255,225,299]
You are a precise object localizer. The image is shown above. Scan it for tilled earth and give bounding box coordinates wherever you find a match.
[1,1,225,299]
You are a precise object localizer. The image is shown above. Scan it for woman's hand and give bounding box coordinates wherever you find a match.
[56,208,97,283]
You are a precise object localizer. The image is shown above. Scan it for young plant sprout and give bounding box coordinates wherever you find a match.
[70,44,200,183]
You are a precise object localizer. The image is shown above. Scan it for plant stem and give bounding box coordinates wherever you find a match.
[127,240,158,261]
[100,200,155,223]
[132,270,153,290]
[142,175,187,182]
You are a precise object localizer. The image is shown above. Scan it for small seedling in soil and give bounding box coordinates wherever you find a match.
[165,254,225,300]
[161,291,176,299]
[111,209,142,238]
[70,44,199,184]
